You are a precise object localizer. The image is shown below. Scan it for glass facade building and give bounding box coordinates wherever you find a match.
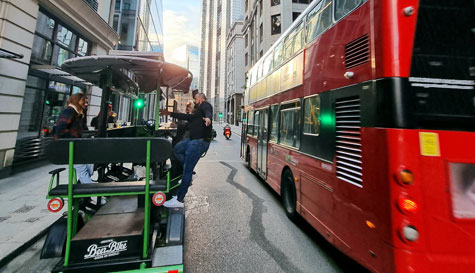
[113,0,164,53]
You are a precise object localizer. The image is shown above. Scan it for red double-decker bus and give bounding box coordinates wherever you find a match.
[241,0,475,272]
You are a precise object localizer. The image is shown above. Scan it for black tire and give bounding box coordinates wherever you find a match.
[281,169,297,221]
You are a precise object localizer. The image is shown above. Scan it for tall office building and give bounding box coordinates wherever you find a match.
[0,0,119,175]
[113,0,164,53]
[199,0,214,102]
[225,0,245,125]
[199,0,244,120]
[186,45,200,90]
[111,0,165,123]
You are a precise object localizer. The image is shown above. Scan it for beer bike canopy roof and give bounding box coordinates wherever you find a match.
[61,55,193,93]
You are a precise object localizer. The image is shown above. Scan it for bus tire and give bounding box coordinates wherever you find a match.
[281,169,297,221]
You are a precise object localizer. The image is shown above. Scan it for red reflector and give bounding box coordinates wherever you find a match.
[47,198,64,213]
[398,197,417,214]
[152,192,166,206]
[168,270,179,273]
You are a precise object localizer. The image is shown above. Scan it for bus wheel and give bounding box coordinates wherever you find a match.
[281,169,297,221]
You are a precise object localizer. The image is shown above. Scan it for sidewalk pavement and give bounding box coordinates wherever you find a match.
[0,163,67,267]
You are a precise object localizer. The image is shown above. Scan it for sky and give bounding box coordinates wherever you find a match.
[162,0,202,67]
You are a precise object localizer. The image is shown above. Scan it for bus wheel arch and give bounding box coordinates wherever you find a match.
[281,167,297,221]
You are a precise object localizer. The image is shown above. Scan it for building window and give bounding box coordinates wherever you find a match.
[259,23,263,43]
[245,53,248,66]
[271,0,280,6]
[31,10,90,66]
[245,34,248,48]
[260,50,263,58]
[259,2,263,16]
[293,12,301,21]
[293,0,310,3]
[17,75,47,139]
[271,14,281,35]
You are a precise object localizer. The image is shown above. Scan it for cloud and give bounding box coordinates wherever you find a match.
[163,9,200,66]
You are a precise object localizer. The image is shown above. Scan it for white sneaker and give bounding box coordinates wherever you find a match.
[163,196,184,208]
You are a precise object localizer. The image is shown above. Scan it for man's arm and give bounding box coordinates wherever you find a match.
[201,102,213,126]
[160,109,195,121]
[170,112,195,121]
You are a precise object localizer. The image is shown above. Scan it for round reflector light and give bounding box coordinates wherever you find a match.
[47,198,64,213]
[152,192,166,206]
[398,197,418,214]
[399,169,414,185]
[402,225,419,242]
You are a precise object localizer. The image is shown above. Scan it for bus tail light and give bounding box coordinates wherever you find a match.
[400,225,419,243]
[398,197,418,214]
[47,198,64,213]
[397,168,414,186]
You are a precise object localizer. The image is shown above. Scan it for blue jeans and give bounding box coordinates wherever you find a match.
[74,164,94,184]
[174,138,210,202]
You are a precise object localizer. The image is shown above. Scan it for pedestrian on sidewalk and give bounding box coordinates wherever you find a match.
[160,92,213,208]
[54,93,94,184]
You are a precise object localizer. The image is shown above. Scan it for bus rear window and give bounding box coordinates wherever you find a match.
[411,1,475,80]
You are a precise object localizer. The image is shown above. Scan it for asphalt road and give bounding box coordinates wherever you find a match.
[183,125,369,273]
[0,125,370,273]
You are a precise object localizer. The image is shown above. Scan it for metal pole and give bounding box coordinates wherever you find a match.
[97,67,112,137]
[154,69,161,131]
[143,140,151,258]
[64,141,74,267]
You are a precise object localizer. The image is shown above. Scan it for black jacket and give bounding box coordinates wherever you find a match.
[171,101,213,141]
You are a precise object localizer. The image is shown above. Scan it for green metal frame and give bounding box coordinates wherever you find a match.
[55,140,181,271]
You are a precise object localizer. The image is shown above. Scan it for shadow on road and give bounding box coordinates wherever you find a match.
[245,163,370,273]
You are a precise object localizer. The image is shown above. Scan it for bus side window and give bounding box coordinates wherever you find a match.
[280,101,301,148]
[247,111,254,136]
[305,0,324,43]
[303,95,321,136]
[254,111,260,137]
[334,0,363,21]
[284,35,294,62]
[273,41,283,68]
[293,23,305,53]
[269,105,280,142]
[316,1,333,36]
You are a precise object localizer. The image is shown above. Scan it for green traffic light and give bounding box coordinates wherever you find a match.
[46,100,50,105]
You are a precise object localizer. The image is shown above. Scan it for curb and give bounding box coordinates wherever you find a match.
[0,222,52,269]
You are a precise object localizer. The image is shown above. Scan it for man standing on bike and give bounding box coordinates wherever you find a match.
[161,92,213,208]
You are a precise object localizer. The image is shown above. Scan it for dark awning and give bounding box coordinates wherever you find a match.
[61,55,193,92]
